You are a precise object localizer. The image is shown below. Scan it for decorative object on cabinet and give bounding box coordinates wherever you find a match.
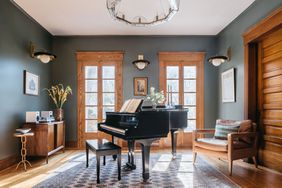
[14,132,34,171]
[23,121,65,164]
[221,68,235,103]
[24,70,40,96]
[208,47,231,66]
[30,42,56,63]
[134,77,148,96]
[107,0,180,27]
[44,84,72,121]
[132,55,150,70]
[146,87,165,109]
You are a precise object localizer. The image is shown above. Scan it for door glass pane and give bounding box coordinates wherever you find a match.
[187,107,196,119]
[167,80,179,92]
[184,80,196,92]
[85,80,97,92]
[166,66,179,79]
[86,120,97,132]
[102,66,115,79]
[103,106,115,119]
[103,93,115,105]
[184,66,196,79]
[184,93,196,105]
[103,80,115,92]
[171,93,179,105]
[85,107,98,119]
[85,93,97,105]
[85,66,97,79]
[187,120,196,131]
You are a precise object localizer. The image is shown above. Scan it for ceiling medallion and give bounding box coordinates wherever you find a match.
[106,0,180,27]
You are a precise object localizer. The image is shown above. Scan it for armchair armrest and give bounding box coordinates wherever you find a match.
[227,132,259,150]
[192,129,215,141]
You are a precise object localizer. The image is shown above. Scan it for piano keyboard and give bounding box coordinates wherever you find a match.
[100,124,126,135]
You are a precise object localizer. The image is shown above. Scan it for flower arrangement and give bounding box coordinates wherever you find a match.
[146,87,165,107]
[44,84,72,109]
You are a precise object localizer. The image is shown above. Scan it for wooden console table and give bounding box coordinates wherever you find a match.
[23,121,65,163]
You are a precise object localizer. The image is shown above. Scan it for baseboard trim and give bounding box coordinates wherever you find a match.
[66,141,78,149]
[0,154,19,171]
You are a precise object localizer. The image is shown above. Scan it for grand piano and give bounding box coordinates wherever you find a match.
[98,101,187,181]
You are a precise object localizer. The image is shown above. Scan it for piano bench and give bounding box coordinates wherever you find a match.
[85,139,121,184]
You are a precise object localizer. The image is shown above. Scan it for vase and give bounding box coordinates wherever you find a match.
[55,108,64,121]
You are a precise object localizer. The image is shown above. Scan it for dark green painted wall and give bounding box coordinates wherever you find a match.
[0,0,52,159]
[217,0,282,120]
[51,36,219,142]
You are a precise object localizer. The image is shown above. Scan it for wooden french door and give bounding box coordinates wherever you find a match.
[258,28,282,171]
[77,52,123,148]
[159,52,205,148]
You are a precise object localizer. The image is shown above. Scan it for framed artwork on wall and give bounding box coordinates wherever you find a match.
[24,70,40,96]
[134,77,148,96]
[221,68,235,103]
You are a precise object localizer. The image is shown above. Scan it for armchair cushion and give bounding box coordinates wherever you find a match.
[194,138,252,152]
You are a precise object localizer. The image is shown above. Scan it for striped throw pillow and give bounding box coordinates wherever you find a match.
[214,124,240,140]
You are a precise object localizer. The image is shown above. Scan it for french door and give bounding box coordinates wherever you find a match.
[159,52,205,147]
[77,52,123,148]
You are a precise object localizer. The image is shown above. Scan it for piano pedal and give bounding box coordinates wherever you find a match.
[123,163,136,171]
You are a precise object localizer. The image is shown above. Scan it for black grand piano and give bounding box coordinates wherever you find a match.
[98,103,187,181]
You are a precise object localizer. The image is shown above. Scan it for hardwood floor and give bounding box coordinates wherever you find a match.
[0,149,281,188]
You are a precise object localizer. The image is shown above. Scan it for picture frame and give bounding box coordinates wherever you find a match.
[221,68,235,103]
[24,70,40,96]
[134,77,148,96]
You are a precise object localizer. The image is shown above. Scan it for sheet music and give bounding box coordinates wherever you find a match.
[119,99,143,113]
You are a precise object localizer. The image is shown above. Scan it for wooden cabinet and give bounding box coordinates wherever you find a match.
[23,121,65,163]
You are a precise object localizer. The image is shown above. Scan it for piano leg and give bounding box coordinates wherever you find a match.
[171,129,179,159]
[112,136,117,161]
[138,138,158,181]
[125,140,136,170]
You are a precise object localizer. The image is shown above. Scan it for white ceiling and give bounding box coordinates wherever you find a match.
[12,0,255,36]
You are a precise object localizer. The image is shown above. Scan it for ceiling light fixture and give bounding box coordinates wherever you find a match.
[107,0,180,27]
[208,47,231,66]
[132,55,150,70]
[30,42,56,63]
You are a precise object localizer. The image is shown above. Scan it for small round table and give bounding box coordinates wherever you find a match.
[14,132,34,171]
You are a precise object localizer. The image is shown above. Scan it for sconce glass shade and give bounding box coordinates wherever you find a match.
[132,54,150,70]
[30,42,56,63]
[33,52,56,63]
[208,55,228,66]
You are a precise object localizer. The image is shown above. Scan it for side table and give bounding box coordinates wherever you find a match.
[14,132,34,171]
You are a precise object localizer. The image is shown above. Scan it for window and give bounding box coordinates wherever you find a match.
[159,52,204,132]
[77,52,123,148]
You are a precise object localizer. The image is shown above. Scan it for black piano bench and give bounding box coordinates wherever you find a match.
[86,139,121,184]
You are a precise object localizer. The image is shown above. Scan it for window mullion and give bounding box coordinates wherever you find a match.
[97,65,103,123]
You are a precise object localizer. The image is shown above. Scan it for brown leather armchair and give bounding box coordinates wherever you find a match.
[192,120,258,175]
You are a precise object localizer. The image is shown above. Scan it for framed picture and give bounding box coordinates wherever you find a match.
[134,77,148,96]
[221,68,235,103]
[24,70,40,96]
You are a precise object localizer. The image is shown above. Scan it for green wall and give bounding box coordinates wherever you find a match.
[217,0,282,120]
[0,0,52,159]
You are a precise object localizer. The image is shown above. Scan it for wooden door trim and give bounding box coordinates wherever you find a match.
[76,51,124,149]
[243,6,282,119]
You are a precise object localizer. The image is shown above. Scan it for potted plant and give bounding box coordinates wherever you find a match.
[44,84,72,121]
[146,87,165,109]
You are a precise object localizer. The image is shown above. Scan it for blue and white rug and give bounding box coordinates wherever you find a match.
[34,153,238,188]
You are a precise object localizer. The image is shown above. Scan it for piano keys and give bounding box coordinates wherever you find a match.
[98,106,187,181]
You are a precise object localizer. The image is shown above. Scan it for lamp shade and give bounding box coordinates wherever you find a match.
[208,55,228,66]
[34,52,56,63]
[132,54,150,70]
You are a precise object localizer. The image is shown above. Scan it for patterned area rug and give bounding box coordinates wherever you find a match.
[34,153,238,188]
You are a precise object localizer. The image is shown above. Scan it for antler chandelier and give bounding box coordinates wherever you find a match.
[106,0,180,27]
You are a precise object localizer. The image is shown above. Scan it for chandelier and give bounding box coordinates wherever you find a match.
[106,0,180,27]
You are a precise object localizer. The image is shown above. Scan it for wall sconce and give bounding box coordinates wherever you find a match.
[30,42,56,63]
[132,54,150,70]
[208,47,231,67]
